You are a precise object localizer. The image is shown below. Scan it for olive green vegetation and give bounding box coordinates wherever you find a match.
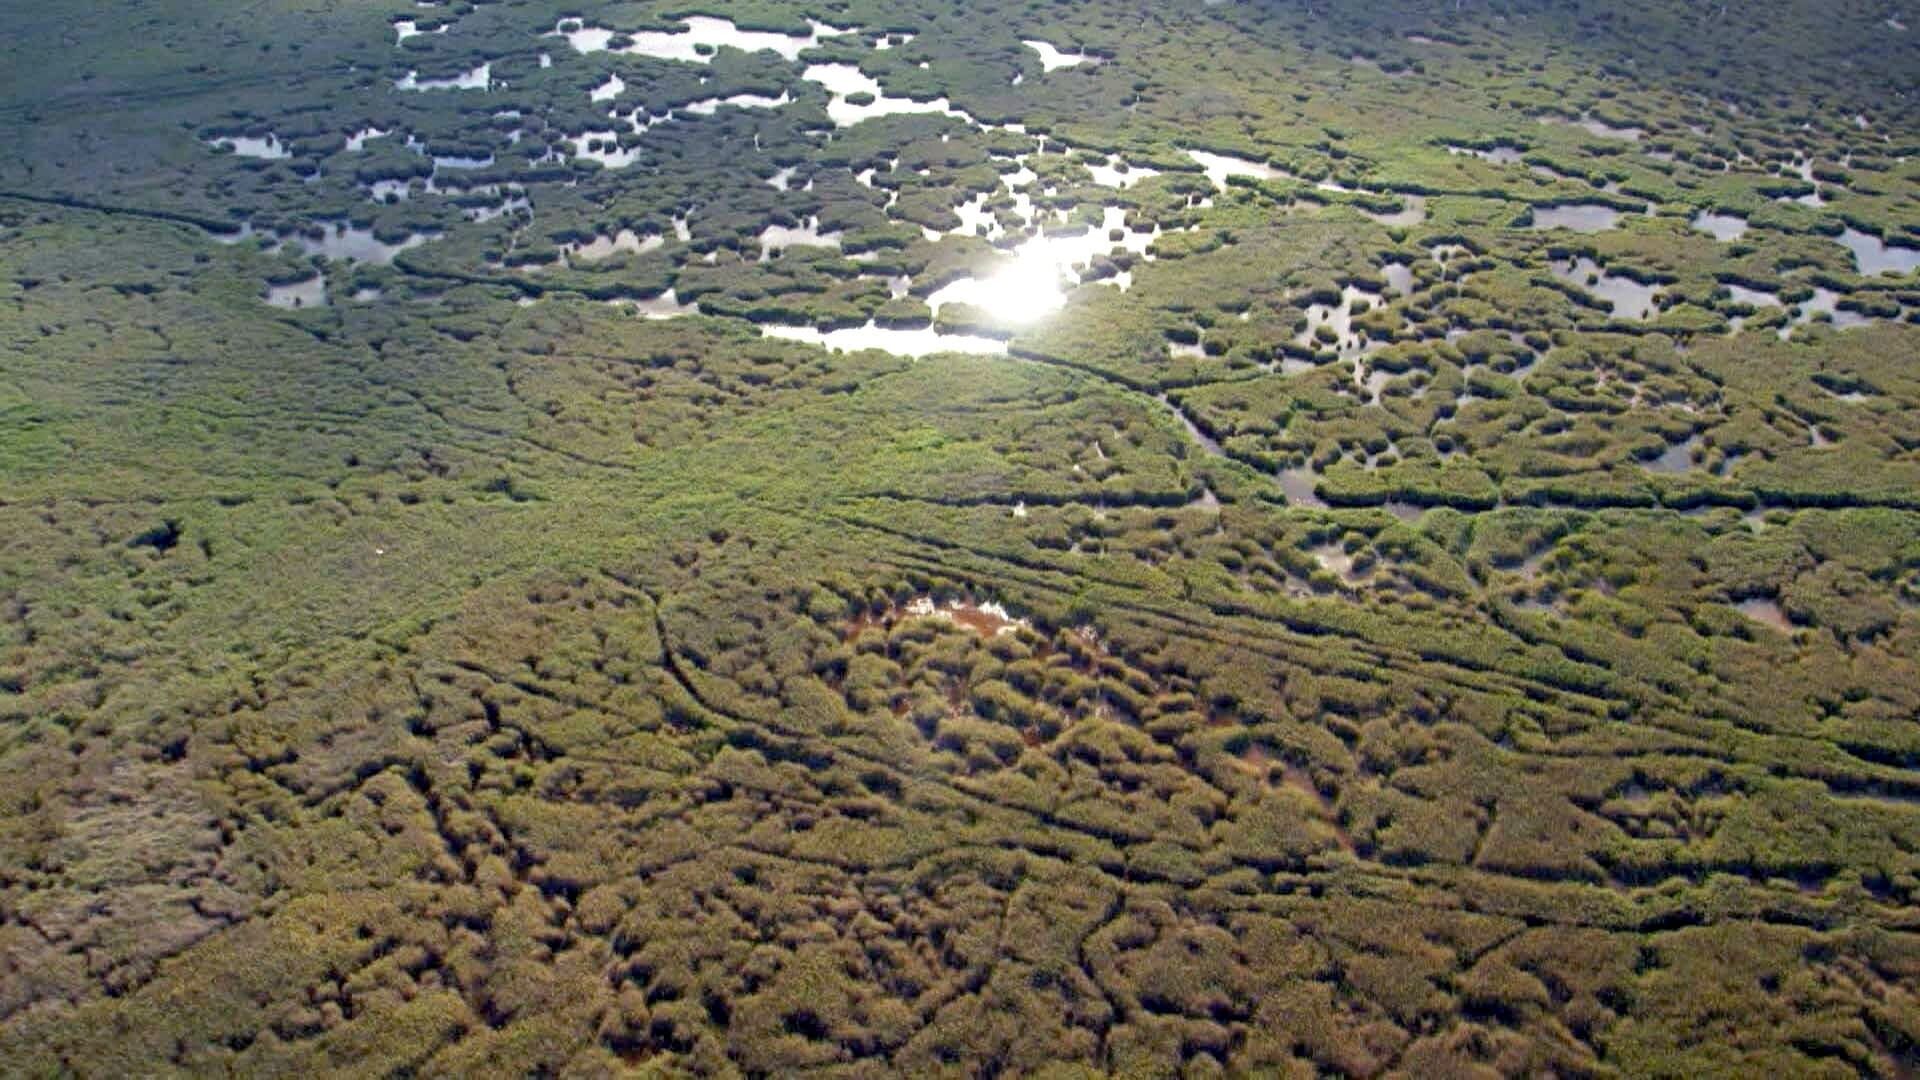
[2,0,1919,1074]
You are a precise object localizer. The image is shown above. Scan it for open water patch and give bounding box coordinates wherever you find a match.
[1529,203,1621,233]
[265,275,326,308]
[549,15,848,62]
[1837,227,1920,276]
[1186,149,1288,190]
[395,62,491,91]
[209,134,290,159]
[1692,211,1748,241]
[760,322,1007,356]
[1549,257,1661,320]
[1023,40,1106,71]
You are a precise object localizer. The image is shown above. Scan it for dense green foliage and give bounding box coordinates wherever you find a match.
[2,0,1918,1074]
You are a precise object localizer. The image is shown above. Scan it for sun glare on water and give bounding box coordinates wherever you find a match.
[964,247,1072,325]
[928,208,1151,328]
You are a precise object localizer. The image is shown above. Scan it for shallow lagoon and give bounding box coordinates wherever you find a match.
[1447,144,1524,165]
[608,290,701,320]
[566,230,663,261]
[210,134,289,159]
[550,15,847,63]
[1550,257,1661,320]
[761,322,1007,356]
[1186,149,1287,190]
[392,19,448,45]
[804,63,963,126]
[759,217,844,258]
[284,222,435,264]
[1529,203,1620,233]
[264,275,326,308]
[1838,227,1920,276]
[1640,433,1702,474]
[1692,210,1748,241]
[1023,40,1105,71]
[394,62,490,91]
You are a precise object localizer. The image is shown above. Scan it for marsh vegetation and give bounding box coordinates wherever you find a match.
[1,0,1918,1073]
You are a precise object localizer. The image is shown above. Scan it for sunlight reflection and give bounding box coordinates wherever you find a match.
[928,207,1153,326]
